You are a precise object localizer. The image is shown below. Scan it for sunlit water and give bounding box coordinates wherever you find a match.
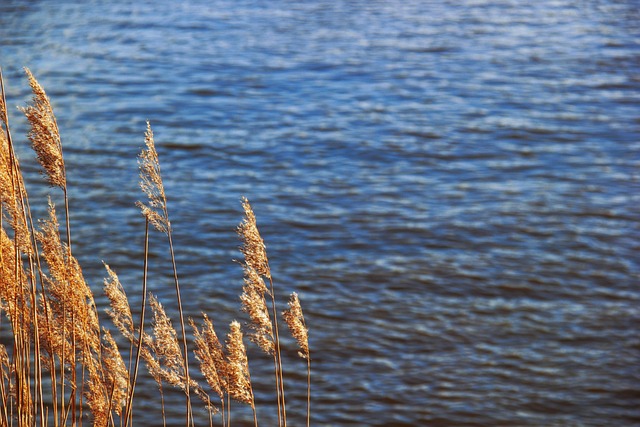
[1,1,639,425]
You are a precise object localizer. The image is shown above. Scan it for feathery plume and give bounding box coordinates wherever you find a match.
[149,294,183,376]
[136,123,193,424]
[190,314,227,400]
[101,329,130,416]
[103,263,134,341]
[21,68,65,188]
[283,293,309,359]
[85,349,109,427]
[283,292,311,427]
[238,197,287,426]
[0,127,31,253]
[238,197,270,278]
[144,294,200,397]
[0,227,30,322]
[140,337,163,388]
[240,266,275,355]
[136,122,169,234]
[225,321,253,405]
[37,200,100,356]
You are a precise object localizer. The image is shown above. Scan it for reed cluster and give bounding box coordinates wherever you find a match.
[0,67,311,427]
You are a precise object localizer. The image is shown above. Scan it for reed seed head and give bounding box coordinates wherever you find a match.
[37,199,101,359]
[21,68,65,188]
[283,292,309,359]
[143,294,199,397]
[149,294,183,373]
[238,197,270,278]
[137,121,169,234]
[0,227,30,322]
[240,267,275,355]
[0,130,31,254]
[85,348,109,427]
[103,263,134,341]
[102,328,130,416]
[190,314,227,402]
[225,320,253,405]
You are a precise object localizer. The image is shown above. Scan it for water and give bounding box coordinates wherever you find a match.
[1,0,639,425]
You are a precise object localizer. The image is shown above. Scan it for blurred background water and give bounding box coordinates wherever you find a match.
[1,0,639,425]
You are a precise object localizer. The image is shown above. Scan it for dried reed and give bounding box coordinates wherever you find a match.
[190,314,228,422]
[283,292,311,427]
[137,122,193,426]
[0,67,311,427]
[225,321,257,426]
[238,197,287,427]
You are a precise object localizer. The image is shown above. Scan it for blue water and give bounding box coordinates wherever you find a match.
[1,1,639,425]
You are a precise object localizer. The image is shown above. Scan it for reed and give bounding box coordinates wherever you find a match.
[0,67,311,427]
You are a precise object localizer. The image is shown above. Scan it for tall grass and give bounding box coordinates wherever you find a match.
[0,67,311,427]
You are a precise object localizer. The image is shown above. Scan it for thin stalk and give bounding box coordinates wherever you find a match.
[166,228,192,427]
[252,403,259,427]
[206,396,213,427]
[271,351,282,427]
[70,312,77,427]
[159,385,166,427]
[247,374,258,427]
[0,229,8,427]
[123,219,149,427]
[0,354,7,426]
[306,358,311,427]
[268,276,287,426]
[63,173,73,427]
[22,245,45,427]
[220,396,225,427]
[227,393,231,427]
[60,291,67,427]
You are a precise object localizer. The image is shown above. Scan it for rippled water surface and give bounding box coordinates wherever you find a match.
[1,0,639,425]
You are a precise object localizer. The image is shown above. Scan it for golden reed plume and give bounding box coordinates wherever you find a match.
[0,68,312,427]
[136,121,169,234]
[283,293,309,360]
[21,68,65,189]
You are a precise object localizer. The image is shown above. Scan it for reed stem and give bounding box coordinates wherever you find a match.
[306,358,311,427]
[124,219,149,427]
[267,276,287,426]
[166,228,193,427]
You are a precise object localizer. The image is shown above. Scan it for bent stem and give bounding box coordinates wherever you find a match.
[124,219,149,427]
[166,227,193,427]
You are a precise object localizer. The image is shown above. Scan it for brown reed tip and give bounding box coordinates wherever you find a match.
[240,266,275,355]
[21,68,66,188]
[190,314,227,401]
[103,263,134,341]
[37,199,102,356]
[0,227,29,319]
[225,320,253,405]
[149,294,183,374]
[137,121,169,233]
[85,349,109,427]
[283,292,309,359]
[0,128,31,254]
[238,197,271,278]
[101,329,130,416]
